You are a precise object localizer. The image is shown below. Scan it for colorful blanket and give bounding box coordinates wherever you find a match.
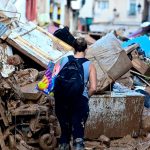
[37,60,61,95]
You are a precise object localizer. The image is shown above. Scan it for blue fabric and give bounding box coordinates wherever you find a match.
[122,35,150,58]
[60,56,69,70]
[136,89,150,108]
[82,61,91,98]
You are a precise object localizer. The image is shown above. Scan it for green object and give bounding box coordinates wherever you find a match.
[49,92,54,97]
[86,18,93,25]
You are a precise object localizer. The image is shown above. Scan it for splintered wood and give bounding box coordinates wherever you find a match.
[6,22,74,68]
[0,98,9,126]
[0,76,60,150]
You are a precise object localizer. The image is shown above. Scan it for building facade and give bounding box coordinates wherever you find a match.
[49,0,149,32]
[50,0,84,32]
[144,0,150,21]
[93,0,145,25]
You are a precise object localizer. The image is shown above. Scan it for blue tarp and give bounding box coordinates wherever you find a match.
[122,35,150,58]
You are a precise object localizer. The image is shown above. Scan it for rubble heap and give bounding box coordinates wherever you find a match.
[0,63,60,149]
[1,7,150,150]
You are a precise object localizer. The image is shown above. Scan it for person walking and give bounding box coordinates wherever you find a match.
[54,37,97,150]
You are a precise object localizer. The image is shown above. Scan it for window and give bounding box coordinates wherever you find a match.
[129,0,136,16]
[98,0,109,10]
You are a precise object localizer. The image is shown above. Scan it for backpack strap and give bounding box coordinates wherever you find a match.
[78,58,89,65]
[68,55,74,62]
[68,55,89,64]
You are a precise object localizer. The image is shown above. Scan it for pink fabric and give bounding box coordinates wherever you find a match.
[78,19,83,31]
[26,0,37,21]
[48,25,59,34]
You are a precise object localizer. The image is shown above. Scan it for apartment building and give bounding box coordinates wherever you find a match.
[50,0,150,32]
[50,0,83,32]
[93,0,145,25]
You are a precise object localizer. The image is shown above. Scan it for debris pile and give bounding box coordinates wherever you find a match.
[1,9,150,150]
[0,14,66,149]
[0,65,61,149]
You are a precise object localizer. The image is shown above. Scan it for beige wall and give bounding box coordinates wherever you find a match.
[94,0,145,25]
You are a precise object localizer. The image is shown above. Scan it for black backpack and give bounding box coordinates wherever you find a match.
[54,55,88,98]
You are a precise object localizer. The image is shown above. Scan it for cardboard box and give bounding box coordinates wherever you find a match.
[87,50,132,92]
[132,58,150,75]
[86,33,132,92]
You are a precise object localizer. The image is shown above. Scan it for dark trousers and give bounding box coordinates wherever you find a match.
[55,95,89,144]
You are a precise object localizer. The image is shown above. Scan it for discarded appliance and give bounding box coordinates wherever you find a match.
[85,92,144,139]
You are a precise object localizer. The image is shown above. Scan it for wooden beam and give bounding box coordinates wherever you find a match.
[16,36,53,60]
[0,98,9,127]
[130,70,150,86]
[9,22,37,39]
[124,44,139,54]
[6,38,47,69]
[130,70,150,80]
[37,26,74,51]
[138,76,150,87]
[0,127,9,150]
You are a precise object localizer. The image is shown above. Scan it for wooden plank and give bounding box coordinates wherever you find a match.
[1,29,12,40]
[0,127,9,150]
[15,27,36,38]
[6,79,25,101]
[124,44,139,54]
[16,36,53,60]
[7,23,74,68]
[132,58,150,75]
[0,97,9,126]
[138,76,150,86]
[9,22,37,39]
[37,26,74,51]
[130,70,150,80]
[130,70,150,87]
[6,38,47,68]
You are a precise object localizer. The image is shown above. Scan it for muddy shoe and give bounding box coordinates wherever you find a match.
[73,138,84,150]
[58,143,70,150]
